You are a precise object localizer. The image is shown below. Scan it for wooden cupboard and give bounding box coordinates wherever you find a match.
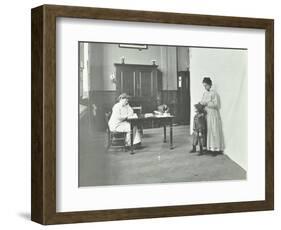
[115,63,162,114]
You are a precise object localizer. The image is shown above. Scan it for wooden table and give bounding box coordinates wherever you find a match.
[127,115,175,154]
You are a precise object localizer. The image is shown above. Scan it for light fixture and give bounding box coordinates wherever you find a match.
[110,72,116,84]
[119,43,148,51]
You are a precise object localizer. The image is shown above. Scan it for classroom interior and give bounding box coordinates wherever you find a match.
[79,42,247,186]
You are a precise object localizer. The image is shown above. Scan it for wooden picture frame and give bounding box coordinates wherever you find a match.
[31,4,274,225]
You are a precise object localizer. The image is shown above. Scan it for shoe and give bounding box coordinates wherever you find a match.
[133,142,142,149]
[124,146,131,151]
[189,146,196,153]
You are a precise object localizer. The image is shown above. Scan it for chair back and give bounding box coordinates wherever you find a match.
[105,111,112,131]
[132,106,142,116]
[105,111,111,124]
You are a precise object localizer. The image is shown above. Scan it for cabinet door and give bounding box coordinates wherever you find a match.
[120,70,135,96]
[139,70,153,97]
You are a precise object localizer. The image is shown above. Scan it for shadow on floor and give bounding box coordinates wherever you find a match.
[17,212,31,220]
[196,151,224,157]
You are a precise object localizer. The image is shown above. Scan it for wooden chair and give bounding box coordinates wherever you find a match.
[131,106,142,115]
[105,112,127,151]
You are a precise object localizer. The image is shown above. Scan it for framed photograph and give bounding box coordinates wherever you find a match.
[31,4,274,225]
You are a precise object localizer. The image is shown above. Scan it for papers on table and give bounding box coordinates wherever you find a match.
[128,113,172,119]
[128,113,138,119]
[153,110,161,115]
[155,114,171,118]
[153,111,171,117]
[144,113,154,118]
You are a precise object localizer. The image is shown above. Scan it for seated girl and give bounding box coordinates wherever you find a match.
[108,93,141,147]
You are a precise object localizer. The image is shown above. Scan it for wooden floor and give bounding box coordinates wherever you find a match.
[79,118,246,187]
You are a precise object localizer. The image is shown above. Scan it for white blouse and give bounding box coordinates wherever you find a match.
[108,102,133,131]
[201,89,220,110]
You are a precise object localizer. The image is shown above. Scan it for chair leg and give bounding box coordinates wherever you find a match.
[140,126,144,137]
[122,133,127,152]
[106,131,111,150]
[106,132,128,152]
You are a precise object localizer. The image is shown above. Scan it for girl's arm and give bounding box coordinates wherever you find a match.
[200,92,208,106]
[127,106,134,117]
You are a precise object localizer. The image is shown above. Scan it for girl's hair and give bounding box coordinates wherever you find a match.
[202,77,212,86]
[118,93,130,101]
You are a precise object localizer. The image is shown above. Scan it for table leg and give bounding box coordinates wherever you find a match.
[170,119,174,149]
[163,125,167,143]
[130,122,134,154]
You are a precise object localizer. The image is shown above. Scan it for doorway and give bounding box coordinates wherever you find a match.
[176,70,190,125]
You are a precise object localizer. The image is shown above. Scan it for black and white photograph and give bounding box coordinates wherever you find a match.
[78,42,248,187]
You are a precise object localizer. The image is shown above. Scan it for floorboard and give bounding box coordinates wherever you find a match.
[79,118,246,187]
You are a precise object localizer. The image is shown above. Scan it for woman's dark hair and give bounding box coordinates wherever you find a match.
[202,77,212,86]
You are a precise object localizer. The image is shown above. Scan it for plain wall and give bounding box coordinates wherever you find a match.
[190,48,248,169]
[88,44,190,91]
[2,0,280,229]
[177,47,190,71]
[89,43,104,90]
[88,43,179,91]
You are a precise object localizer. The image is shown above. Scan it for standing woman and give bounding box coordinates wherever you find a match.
[200,77,225,153]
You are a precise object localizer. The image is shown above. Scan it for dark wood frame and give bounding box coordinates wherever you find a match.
[31,4,274,225]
